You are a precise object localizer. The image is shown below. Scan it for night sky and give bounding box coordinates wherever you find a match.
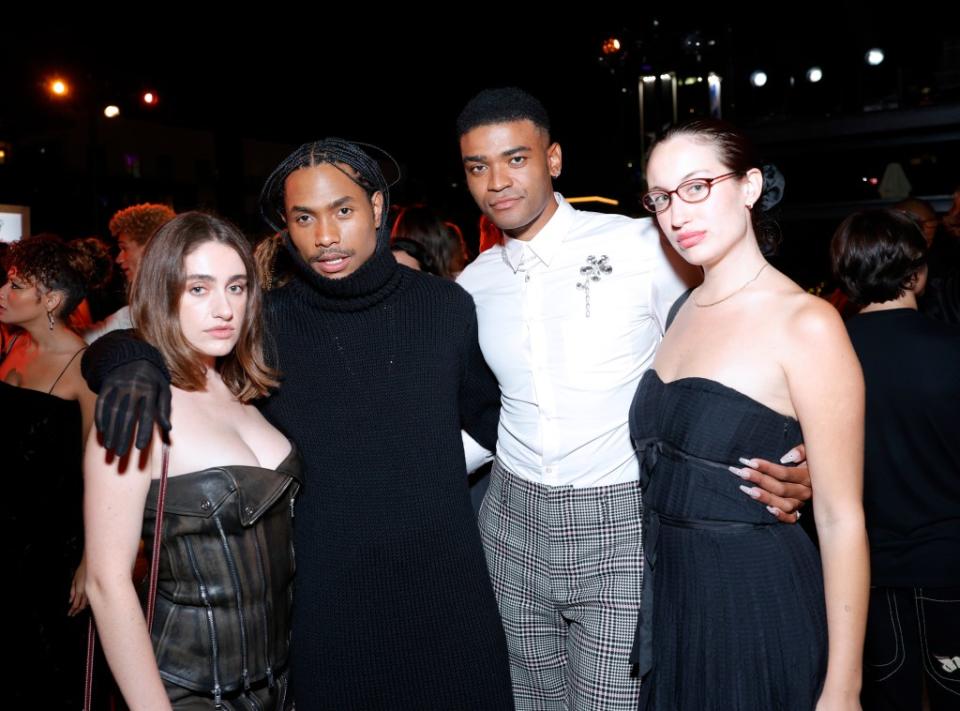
[1,7,955,283]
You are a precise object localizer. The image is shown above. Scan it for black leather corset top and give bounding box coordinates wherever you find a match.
[141,447,302,698]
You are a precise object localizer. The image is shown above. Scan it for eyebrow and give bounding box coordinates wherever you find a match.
[185,274,247,282]
[462,145,532,164]
[289,195,355,214]
[680,169,713,181]
[649,169,714,190]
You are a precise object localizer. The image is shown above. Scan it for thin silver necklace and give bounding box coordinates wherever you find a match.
[693,262,769,307]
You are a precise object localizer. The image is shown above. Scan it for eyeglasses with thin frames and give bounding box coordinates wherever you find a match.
[642,171,740,214]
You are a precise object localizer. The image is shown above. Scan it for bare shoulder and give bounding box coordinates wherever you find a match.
[757,271,845,342]
[776,288,860,387]
[743,274,853,379]
[784,290,848,345]
[55,337,94,400]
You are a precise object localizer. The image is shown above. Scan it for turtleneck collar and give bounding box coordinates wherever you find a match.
[284,233,404,312]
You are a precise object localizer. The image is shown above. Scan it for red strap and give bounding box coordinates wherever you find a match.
[145,443,169,630]
[83,618,96,710]
[84,442,170,710]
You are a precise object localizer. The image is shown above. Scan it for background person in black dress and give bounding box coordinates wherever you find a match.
[0,235,97,709]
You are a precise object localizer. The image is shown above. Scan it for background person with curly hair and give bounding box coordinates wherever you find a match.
[84,202,175,343]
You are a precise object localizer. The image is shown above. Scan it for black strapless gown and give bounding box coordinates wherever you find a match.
[630,371,827,711]
[1,381,86,709]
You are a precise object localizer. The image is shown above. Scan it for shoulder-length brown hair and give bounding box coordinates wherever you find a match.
[131,211,278,401]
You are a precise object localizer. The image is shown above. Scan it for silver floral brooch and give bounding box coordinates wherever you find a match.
[576,255,612,318]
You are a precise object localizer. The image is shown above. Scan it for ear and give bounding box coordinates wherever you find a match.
[743,167,763,208]
[371,191,385,228]
[909,264,929,296]
[45,289,64,315]
[547,142,563,179]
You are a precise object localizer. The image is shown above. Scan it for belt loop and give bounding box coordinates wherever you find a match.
[499,462,509,506]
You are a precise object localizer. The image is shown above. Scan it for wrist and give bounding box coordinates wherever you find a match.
[820,677,861,700]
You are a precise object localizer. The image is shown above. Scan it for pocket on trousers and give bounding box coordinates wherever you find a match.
[864,588,905,682]
[916,587,960,692]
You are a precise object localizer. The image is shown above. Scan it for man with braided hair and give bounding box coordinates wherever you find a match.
[82,139,513,709]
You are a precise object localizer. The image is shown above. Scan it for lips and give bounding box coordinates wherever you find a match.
[677,230,706,250]
[489,196,521,211]
[313,255,352,275]
[310,250,355,275]
[204,327,235,339]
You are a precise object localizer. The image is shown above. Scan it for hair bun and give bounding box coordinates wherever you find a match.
[69,237,113,292]
[758,164,785,212]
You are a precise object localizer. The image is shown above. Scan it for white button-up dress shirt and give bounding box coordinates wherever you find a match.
[457,195,693,488]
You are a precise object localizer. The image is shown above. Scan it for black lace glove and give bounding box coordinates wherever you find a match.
[95,359,172,456]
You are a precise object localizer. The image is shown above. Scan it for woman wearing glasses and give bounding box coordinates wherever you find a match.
[630,120,868,710]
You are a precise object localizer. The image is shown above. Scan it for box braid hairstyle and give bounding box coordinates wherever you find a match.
[258,138,394,264]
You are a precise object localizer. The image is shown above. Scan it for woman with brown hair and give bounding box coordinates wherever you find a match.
[84,212,298,709]
[390,204,468,278]
[632,120,868,710]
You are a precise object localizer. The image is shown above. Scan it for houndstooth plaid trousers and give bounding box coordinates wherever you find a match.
[478,459,643,710]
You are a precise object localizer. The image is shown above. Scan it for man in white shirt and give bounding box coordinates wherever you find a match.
[456,87,809,709]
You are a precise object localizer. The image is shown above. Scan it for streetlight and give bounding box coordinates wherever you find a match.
[47,78,70,98]
[865,49,884,66]
[750,70,768,88]
[601,37,621,55]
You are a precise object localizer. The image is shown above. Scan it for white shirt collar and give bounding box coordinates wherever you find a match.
[502,193,575,273]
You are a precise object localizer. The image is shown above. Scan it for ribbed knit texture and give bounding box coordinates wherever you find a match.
[261,242,512,709]
[80,329,170,391]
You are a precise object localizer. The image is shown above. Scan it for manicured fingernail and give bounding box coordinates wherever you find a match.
[780,449,800,464]
[766,505,781,516]
[739,485,761,499]
[738,457,759,468]
[729,466,749,479]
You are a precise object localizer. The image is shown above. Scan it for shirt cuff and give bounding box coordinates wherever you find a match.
[462,430,494,475]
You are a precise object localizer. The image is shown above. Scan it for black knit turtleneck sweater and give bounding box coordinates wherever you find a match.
[83,243,513,709]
